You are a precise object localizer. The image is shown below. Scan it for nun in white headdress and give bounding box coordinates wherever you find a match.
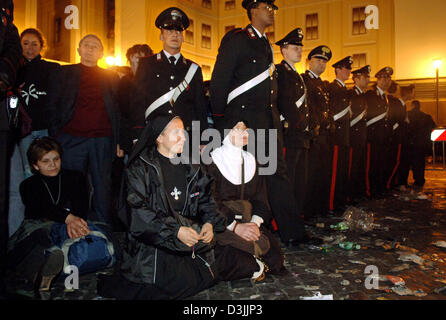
[207,121,286,277]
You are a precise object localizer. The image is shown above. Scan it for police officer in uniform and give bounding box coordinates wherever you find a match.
[328,56,353,212]
[364,67,393,198]
[0,0,21,297]
[211,0,309,245]
[129,7,208,154]
[275,28,310,216]
[302,46,333,219]
[386,82,414,190]
[348,65,370,202]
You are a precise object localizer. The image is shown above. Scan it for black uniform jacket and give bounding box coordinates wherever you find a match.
[129,52,208,140]
[348,86,368,147]
[210,25,280,133]
[328,79,351,146]
[276,60,310,149]
[364,88,391,144]
[387,95,408,145]
[301,70,333,141]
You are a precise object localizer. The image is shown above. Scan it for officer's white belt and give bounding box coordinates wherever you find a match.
[334,106,351,122]
[227,64,275,104]
[145,63,199,119]
[295,93,305,109]
[350,109,366,127]
[367,111,388,127]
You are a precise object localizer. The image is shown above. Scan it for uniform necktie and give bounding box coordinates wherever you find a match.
[169,56,176,65]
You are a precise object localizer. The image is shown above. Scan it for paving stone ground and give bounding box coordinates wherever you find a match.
[6,168,446,301]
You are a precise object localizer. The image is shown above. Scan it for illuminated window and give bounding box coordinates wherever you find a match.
[225,25,236,34]
[185,19,194,44]
[202,0,212,9]
[352,53,367,69]
[202,65,211,79]
[353,7,367,35]
[201,24,212,49]
[306,13,319,40]
[225,0,236,10]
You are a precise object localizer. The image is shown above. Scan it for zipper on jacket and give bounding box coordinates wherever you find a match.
[196,254,215,279]
[182,167,200,215]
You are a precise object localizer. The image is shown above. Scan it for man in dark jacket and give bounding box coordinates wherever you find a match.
[399,100,436,195]
[48,34,122,226]
[211,0,308,246]
[0,0,21,298]
[98,106,263,300]
[275,28,310,216]
[328,56,353,212]
[128,7,208,152]
[302,45,333,219]
[348,65,370,203]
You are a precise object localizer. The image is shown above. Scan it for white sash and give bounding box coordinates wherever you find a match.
[367,112,388,127]
[227,64,275,104]
[334,106,351,121]
[145,63,199,119]
[350,109,366,127]
[295,93,306,109]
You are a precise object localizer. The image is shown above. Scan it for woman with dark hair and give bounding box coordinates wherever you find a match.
[7,137,90,295]
[8,28,60,237]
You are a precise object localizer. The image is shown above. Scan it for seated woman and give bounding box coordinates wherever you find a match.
[7,137,94,294]
[98,107,265,300]
[207,122,286,276]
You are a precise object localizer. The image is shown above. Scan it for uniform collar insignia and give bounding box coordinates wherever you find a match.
[247,27,256,39]
[157,53,162,61]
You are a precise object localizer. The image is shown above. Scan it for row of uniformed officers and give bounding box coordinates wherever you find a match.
[125,0,420,245]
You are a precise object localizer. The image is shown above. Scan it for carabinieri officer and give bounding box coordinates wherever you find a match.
[328,56,353,213]
[275,28,310,217]
[128,7,208,152]
[211,0,310,246]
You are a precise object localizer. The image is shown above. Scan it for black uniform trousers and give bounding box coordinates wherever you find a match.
[366,142,388,197]
[399,145,427,188]
[258,131,306,243]
[285,147,309,215]
[305,134,331,218]
[385,141,402,189]
[349,142,367,200]
[329,144,349,211]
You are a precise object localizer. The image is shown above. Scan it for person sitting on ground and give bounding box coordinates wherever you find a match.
[7,137,90,294]
[98,106,266,300]
[206,121,286,277]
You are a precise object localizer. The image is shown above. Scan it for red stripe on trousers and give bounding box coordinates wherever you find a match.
[386,144,402,189]
[366,143,371,197]
[329,145,339,212]
[271,219,278,231]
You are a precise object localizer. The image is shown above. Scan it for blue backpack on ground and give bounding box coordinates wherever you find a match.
[50,222,116,275]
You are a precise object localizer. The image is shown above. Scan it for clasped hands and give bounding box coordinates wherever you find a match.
[177,223,214,247]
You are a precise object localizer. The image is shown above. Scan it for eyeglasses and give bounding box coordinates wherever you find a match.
[253,4,278,12]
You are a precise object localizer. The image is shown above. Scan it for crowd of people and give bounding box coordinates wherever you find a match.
[0,0,437,300]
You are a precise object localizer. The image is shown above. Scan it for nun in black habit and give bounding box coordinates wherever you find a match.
[98,106,264,300]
